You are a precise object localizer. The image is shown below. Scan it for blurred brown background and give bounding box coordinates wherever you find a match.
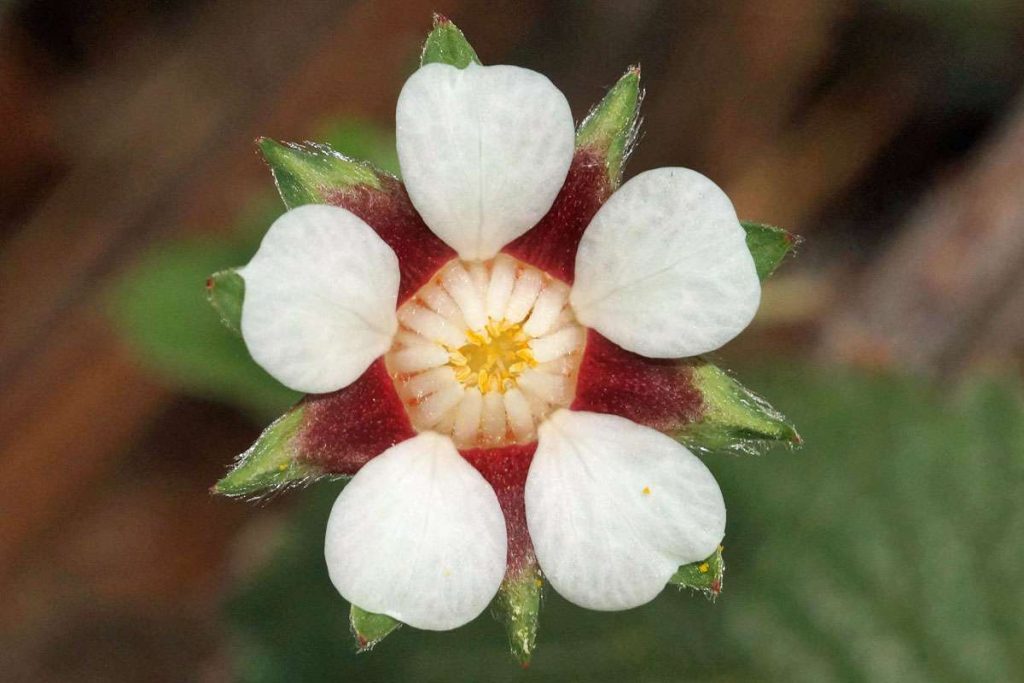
[2,0,1024,680]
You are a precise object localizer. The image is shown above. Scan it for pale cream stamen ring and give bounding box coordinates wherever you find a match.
[386,255,586,448]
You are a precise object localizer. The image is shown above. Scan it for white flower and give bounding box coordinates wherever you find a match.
[238,62,760,630]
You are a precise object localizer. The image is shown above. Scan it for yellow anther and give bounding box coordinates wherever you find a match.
[477,369,489,392]
[641,486,651,495]
[533,577,543,588]
[465,329,487,346]
[515,348,535,362]
[698,562,710,574]
[455,366,472,382]
[508,361,527,375]
[448,351,468,366]
[486,320,502,338]
[512,331,528,343]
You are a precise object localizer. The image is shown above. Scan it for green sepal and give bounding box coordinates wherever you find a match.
[350,605,402,652]
[420,14,481,69]
[258,138,383,209]
[741,221,801,281]
[670,546,725,599]
[680,362,801,456]
[206,268,244,335]
[491,566,543,667]
[576,66,642,188]
[213,406,324,496]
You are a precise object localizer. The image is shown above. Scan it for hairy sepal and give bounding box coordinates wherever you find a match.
[420,14,481,69]
[670,546,725,599]
[491,563,542,667]
[741,221,801,281]
[573,332,799,456]
[350,604,402,652]
[213,406,324,496]
[575,66,642,188]
[206,268,244,334]
[213,360,416,497]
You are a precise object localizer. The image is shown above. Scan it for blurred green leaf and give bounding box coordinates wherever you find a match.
[420,14,481,69]
[576,66,642,187]
[741,221,800,281]
[110,241,299,419]
[226,366,1024,681]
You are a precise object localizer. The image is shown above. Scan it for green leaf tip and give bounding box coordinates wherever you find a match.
[350,605,402,652]
[491,566,543,666]
[420,14,481,69]
[206,268,244,335]
[213,407,323,497]
[258,138,383,210]
[741,221,801,281]
[670,546,725,599]
[576,65,643,187]
[681,362,801,456]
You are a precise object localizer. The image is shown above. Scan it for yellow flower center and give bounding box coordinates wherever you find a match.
[449,320,538,394]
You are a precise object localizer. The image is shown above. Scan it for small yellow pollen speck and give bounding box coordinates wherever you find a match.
[642,486,651,495]
[698,562,710,574]
[533,578,543,588]
[277,463,288,472]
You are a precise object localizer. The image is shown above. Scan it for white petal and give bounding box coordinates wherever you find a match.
[240,205,399,393]
[570,168,761,358]
[485,255,517,321]
[325,432,507,630]
[526,410,725,611]
[396,63,575,260]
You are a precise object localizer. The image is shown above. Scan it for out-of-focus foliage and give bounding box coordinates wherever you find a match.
[109,120,400,418]
[225,366,1024,682]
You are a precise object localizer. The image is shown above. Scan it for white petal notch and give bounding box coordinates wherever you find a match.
[396,63,575,261]
[570,168,761,358]
[325,432,507,631]
[526,410,725,611]
[240,204,400,394]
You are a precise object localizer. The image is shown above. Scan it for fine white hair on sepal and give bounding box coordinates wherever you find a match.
[570,168,761,359]
[324,432,508,631]
[525,409,726,611]
[396,63,575,260]
[240,204,400,394]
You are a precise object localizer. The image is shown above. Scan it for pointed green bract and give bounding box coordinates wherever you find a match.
[491,566,542,666]
[420,15,481,69]
[213,406,324,496]
[576,66,642,187]
[680,362,801,456]
[350,605,402,652]
[206,268,244,335]
[259,138,382,209]
[741,221,800,281]
[670,546,725,599]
